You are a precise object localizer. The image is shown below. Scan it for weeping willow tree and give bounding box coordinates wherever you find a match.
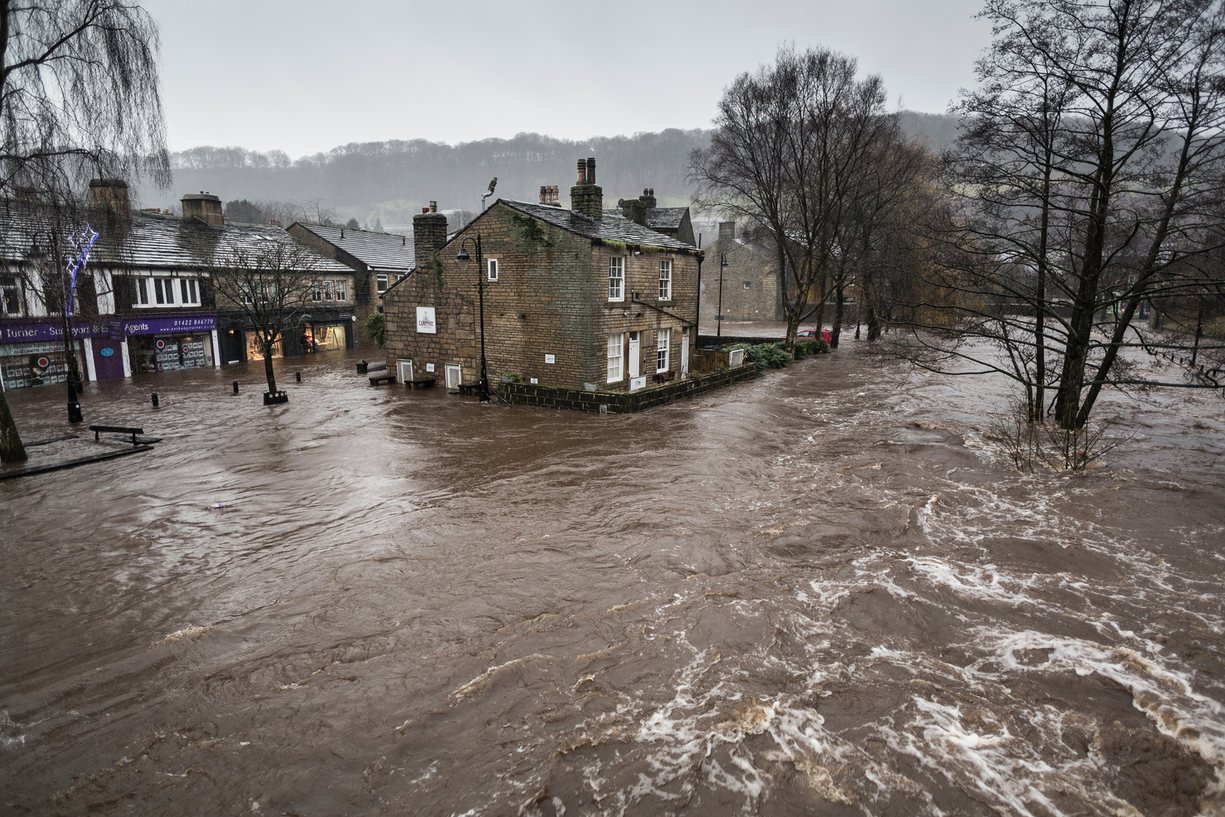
[0,0,170,462]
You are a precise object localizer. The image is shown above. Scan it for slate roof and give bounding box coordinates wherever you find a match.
[0,198,350,274]
[602,206,688,233]
[498,200,699,254]
[291,222,414,271]
[647,207,688,233]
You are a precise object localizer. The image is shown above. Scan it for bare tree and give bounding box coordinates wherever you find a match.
[0,0,169,462]
[691,46,898,348]
[917,0,1225,430]
[205,239,322,402]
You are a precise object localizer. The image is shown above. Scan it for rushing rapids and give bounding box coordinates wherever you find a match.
[1,342,1223,816]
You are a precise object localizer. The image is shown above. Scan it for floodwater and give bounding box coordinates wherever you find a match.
[2,341,1224,816]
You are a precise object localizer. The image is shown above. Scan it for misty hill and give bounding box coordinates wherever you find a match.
[139,111,960,230]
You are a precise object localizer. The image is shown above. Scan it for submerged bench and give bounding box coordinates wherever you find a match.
[406,377,436,389]
[89,424,144,444]
[369,374,396,386]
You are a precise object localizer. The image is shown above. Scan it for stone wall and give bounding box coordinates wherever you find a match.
[500,364,759,413]
[699,223,781,324]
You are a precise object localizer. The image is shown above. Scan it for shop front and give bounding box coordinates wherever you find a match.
[304,320,349,352]
[0,320,87,391]
[120,314,219,375]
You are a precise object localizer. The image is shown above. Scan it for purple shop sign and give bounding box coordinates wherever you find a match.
[0,314,217,344]
[0,320,100,343]
[121,315,217,336]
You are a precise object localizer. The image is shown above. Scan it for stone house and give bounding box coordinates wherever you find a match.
[286,222,413,329]
[382,158,703,396]
[699,221,783,329]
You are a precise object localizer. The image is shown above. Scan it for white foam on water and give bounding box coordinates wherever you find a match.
[905,556,1045,609]
[879,695,1144,817]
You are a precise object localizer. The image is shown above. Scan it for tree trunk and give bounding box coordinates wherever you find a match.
[0,390,28,463]
[830,277,846,349]
[263,346,278,395]
[866,306,881,341]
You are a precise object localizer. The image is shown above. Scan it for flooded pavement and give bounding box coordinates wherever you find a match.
[2,343,1224,816]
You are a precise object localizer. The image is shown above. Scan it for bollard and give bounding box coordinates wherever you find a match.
[151,392,160,408]
[232,380,239,395]
[295,370,302,383]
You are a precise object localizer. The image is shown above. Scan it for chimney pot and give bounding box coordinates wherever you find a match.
[586,157,596,186]
[429,200,437,213]
[576,160,587,186]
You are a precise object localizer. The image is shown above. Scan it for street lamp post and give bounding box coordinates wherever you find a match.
[716,252,729,338]
[29,234,83,423]
[455,233,490,402]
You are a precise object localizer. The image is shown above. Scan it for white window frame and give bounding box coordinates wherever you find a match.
[487,258,499,282]
[178,278,200,306]
[134,275,202,309]
[607,333,624,382]
[656,328,670,373]
[153,277,174,305]
[335,281,347,301]
[1,275,22,316]
[376,273,389,295]
[608,257,624,302]
[658,259,672,300]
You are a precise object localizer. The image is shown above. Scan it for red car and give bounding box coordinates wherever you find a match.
[797,328,833,343]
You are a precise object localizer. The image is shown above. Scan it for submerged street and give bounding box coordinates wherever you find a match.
[2,345,1224,816]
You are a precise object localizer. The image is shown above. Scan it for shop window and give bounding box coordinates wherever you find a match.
[1,276,23,316]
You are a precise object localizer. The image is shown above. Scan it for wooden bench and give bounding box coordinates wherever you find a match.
[89,424,144,444]
[406,377,436,389]
[457,382,478,396]
[368,374,396,386]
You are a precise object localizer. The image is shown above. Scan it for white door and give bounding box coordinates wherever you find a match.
[681,328,690,378]
[445,364,462,390]
[396,359,413,384]
[628,332,641,379]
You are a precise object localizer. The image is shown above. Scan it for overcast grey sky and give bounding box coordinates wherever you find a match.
[143,0,990,158]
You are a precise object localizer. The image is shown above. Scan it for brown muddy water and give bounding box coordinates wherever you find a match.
[1,343,1224,816]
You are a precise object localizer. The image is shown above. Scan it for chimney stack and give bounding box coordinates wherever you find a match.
[719,221,736,246]
[181,191,224,228]
[539,185,560,206]
[89,178,131,214]
[413,199,449,266]
[618,198,647,226]
[639,187,657,211]
[570,156,603,220]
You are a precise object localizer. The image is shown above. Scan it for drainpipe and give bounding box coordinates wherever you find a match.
[694,235,703,342]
